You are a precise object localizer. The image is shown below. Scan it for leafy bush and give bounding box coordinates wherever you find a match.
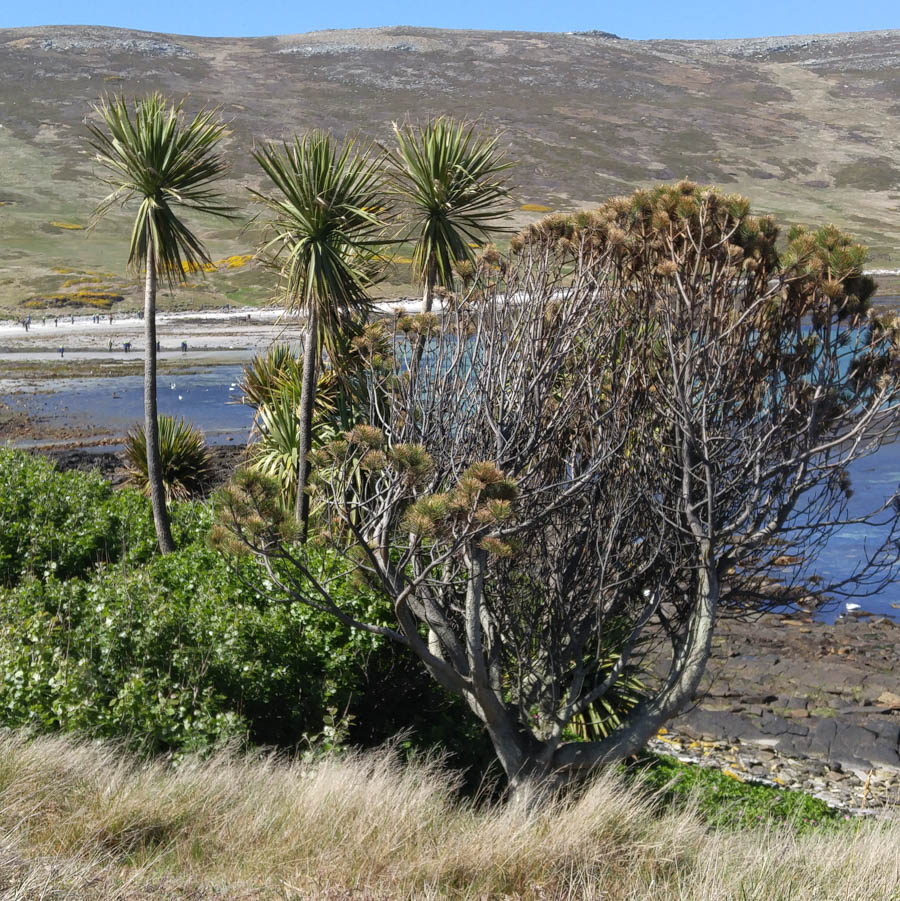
[123,415,214,501]
[0,532,389,754]
[0,448,486,762]
[0,450,162,587]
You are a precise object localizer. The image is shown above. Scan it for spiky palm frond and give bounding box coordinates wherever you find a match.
[123,416,214,502]
[569,665,646,741]
[247,375,342,506]
[388,118,515,291]
[87,93,234,281]
[568,621,647,742]
[239,344,342,432]
[249,393,303,503]
[238,344,305,412]
[251,132,390,343]
[242,337,386,509]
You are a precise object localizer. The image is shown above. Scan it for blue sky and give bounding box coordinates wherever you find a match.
[2,0,897,39]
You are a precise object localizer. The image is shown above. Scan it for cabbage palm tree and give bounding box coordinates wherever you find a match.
[251,132,388,531]
[388,118,515,313]
[88,93,232,553]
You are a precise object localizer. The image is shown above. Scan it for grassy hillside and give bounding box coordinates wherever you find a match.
[0,25,898,313]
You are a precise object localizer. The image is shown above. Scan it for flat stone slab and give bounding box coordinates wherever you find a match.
[658,612,900,813]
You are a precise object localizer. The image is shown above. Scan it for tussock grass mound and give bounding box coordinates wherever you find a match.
[0,732,897,899]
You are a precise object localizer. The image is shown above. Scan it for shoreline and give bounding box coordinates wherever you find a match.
[0,299,426,370]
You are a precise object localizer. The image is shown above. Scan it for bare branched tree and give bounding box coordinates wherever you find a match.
[215,182,900,801]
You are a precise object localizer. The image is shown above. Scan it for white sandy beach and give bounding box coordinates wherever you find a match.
[0,300,431,364]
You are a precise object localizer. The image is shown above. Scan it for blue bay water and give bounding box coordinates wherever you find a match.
[5,364,254,444]
[808,447,900,620]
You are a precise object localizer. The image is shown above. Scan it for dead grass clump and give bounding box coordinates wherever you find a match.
[0,731,897,899]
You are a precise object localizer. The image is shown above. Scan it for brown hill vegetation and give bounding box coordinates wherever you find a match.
[0,25,898,307]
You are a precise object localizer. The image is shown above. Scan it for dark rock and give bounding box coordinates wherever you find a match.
[830,724,890,769]
[865,742,900,769]
[870,721,900,745]
[759,711,790,734]
[809,718,838,757]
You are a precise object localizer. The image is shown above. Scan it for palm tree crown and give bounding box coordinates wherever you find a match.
[251,131,389,527]
[251,132,389,340]
[88,92,233,278]
[388,118,515,309]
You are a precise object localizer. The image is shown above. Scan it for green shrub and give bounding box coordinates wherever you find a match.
[0,449,487,762]
[0,534,390,754]
[0,449,214,587]
[0,451,152,586]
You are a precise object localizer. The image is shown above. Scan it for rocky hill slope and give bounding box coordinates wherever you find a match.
[1,25,898,308]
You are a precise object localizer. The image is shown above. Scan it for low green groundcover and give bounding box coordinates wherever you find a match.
[632,753,849,832]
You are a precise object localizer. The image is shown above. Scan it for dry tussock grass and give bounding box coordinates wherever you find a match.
[0,732,896,900]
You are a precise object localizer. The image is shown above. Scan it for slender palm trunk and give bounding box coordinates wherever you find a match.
[409,259,437,386]
[295,307,320,536]
[143,237,175,554]
[421,259,436,314]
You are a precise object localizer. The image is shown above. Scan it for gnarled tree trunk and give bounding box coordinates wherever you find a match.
[549,561,719,782]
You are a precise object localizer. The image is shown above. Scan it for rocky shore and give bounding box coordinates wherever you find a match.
[656,612,900,817]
